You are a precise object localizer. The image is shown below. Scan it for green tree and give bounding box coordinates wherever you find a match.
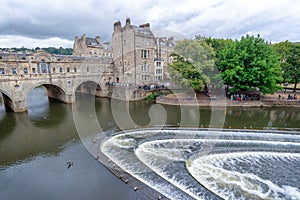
[273,41,300,92]
[218,35,282,94]
[42,47,73,55]
[288,46,300,91]
[169,53,206,91]
[196,36,233,88]
[168,39,216,91]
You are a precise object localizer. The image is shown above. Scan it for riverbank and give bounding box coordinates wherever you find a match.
[156,93,300,107]
[89,137,168,200]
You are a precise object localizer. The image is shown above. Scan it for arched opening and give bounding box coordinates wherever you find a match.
[0,92,16,138]
[0,91,15,112]
[75,81,104,97]
[26,86,49,119]
[74,81,99,123]
[76,81,98,95]
[43,84,68,102]
[26,86,68,127]
[25,84,69,115]
[0,93,5,118]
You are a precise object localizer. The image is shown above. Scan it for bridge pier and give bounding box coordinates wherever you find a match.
[2,95,27,112]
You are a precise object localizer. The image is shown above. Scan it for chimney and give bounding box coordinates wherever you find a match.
[114,21,121,32]
[95,36,100,44]
[126,18,131,26]
[168,36,174,43]
[82,34,86,41]
[139,23,150,28]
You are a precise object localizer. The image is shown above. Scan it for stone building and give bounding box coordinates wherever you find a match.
[73,34,113,58]
[112,18,174,86]
[0,50,114,84]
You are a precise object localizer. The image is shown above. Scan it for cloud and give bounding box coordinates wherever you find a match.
[0,0,299,48]
[0,35,73,48]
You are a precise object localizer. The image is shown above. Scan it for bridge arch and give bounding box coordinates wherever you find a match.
[25,83,70,104]
[75,80,102,95]
[0,89,15,112]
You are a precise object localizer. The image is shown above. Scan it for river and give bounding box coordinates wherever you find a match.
[0,87,299,200]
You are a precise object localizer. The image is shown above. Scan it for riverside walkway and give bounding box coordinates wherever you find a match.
[156,92,300,107]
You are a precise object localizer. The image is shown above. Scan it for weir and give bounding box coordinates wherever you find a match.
[101,128,300,200]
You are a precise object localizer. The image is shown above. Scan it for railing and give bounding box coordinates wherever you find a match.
[0,71,106,82]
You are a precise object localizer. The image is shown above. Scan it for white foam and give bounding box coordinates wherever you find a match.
[101,129,300,200]
[187,152,300,200]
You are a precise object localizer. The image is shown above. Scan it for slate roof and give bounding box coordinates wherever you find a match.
[86,37,100,46]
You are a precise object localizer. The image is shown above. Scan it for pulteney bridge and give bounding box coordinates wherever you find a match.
[0,50,114,112]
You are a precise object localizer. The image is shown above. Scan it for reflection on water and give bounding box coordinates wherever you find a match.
[0,88,300,199]
[27,87,50,120]
[0,89,140,200]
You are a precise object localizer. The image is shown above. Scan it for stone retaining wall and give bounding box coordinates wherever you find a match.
[156,95,300,107]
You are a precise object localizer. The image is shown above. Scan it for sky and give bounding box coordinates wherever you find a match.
[0,0,299,48]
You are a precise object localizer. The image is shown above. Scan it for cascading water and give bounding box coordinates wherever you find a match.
[101,129,300,200]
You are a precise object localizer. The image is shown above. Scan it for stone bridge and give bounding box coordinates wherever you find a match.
[0,51,114,112]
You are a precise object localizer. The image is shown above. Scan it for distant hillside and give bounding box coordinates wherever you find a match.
[0,47,73,55]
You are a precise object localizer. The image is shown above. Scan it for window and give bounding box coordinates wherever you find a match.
[156,61,162,67]
[87,67,89,72]
[74,67,77,72]
[155,76,162,81]
[156,69,162,74]
[141,49,150,59]
[53,67,56,73]
[32,68,36,73]
[22,57,26,60]
[41,59,47,73]
[59,67,63,73]
[67,67,70,73]
[0,68,4,74]
[142,63,149,72]
[142,75,150,81]
[12,68,17,75]
[24,68,28,74]
[0,56,2,60]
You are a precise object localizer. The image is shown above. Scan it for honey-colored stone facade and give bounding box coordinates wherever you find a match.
[112,18,174,86]
[73,34,113,58]
[0,18,175,111]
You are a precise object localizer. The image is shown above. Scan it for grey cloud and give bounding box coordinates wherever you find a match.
[0,0,299,48]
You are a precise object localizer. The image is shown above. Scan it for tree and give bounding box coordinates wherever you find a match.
[168,39,216,92]
[288,46,300,91]
[273,41,300,92]
[169,53,206,92]
[218,35,282,94]
[196,36,233,89]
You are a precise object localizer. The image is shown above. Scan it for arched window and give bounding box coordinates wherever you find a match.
[41,59,47,73]
[142,62,149,72]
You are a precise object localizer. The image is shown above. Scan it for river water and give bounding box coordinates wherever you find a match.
[0,87,300,200]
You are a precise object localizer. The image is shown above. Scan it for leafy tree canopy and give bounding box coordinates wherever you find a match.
[168,39,216,91]
[218,34,282,94]
[273,41,300,91]
[0,47,73,55]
